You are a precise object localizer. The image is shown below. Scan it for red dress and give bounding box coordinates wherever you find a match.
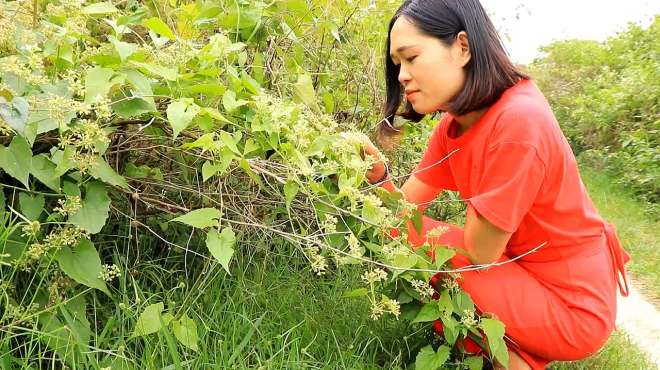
[405,79,630,368]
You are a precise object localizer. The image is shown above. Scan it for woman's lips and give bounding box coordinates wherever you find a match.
[406,91,419,101]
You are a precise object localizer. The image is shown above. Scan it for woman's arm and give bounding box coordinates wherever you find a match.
[463,205,512,265]
[388,177,512,265]
[364,139,511,265]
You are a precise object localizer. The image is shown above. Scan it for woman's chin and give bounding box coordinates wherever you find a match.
[412,104,436,115]
[410,98,447,115]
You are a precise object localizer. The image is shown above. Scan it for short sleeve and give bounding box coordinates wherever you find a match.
[469,142,546,233]
[412,120,456,190]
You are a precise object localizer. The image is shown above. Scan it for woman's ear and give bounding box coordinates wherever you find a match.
[456,31,471,67]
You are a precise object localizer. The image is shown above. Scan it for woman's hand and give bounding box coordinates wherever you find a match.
[361,138,388,184]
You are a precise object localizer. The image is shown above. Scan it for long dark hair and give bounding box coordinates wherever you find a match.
[380,0,527,138]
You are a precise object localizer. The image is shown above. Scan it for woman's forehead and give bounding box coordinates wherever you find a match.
[390,19,425,56]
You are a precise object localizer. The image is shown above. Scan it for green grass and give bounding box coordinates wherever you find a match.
[551,330,657,370]
[579,166,660,301]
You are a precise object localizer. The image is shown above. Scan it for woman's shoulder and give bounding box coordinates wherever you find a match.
[489,80,559,144]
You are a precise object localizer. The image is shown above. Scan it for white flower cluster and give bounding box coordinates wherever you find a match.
[427,225,450,239]
[0,116,14,136]
[53,195,83,217]
[370,296,401,320]
[381,240,411,259]
[28,93,90,127]
[21,221,41,238]
[98,264,122,282]
[460,308,479,328]
[0,55,48,85]
[345,233,363,258]
[92,97,113,121]
[304,245,328,276]
[24,226,88,263]
[0,302,39,327]
[148,41,196,69]
[321,215,338,234]
[361,268,388,284]
[411,279,435,299]
[61,119,109,152]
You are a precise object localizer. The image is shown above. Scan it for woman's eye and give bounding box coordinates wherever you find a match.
[406,56,417,63]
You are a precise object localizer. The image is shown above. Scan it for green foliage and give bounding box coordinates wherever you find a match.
[415,345,451,370]
[56,238,110,295]
[206,226,236,274]
[530,18,659,210]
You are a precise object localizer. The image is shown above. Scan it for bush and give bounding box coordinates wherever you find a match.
[529,17,659,210]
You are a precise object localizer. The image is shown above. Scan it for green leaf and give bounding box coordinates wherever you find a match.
[206,227,235,274]
[434,247,455,268]
[31,154,60,191]
[130,61,178,81]
[411,209,423,235]
[465,356,484,370]
[108,35,138,61]
[111,96,154,117]
[238,158,263,188]
[412,300,441,323]
[438,291,453,314]
[292,73,320,113]
[125,163,162,180]
[68,182,110,234]
[167,98,201,139]
[243,138,260,156]
[415,345,450,370]
[342,288,368,298]
[362,202,385,225]
[219,131,241,155]
[0,135,32,188]
[441,315,459,345]
[454,291,475,313]
[131,303,164,338]
[201,161,215,182]
[180,133,218,153]
[481,318,509,368]
[84,67,125,103]
[222,90,247,113]
[0,96,30,136]
[143,17,176,40]
[18,192,44,221]
[201,148,234,181]
[172,208,222,229]
[283,180,299,208]
[125,69,156,110]
[89,156,129,189]
[200,107,232,124]
[56,238,109,295]
[82,1,119,15]
[172,314,199,352]
[390,253,418,279]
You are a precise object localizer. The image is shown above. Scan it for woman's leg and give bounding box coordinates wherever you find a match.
[404,216,613,366]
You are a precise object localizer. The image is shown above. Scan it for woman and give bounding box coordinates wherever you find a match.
[361,0,631,368]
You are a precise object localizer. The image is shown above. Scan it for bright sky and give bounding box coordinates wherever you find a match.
[480,0,659,64]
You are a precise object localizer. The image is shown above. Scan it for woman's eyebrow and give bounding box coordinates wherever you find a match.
[390,44,417,59]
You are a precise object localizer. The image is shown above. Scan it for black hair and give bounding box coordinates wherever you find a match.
[380,0,528,137]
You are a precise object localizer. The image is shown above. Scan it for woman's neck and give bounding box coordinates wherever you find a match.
[452,108,488,135]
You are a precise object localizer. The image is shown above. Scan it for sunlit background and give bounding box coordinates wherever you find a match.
[481,0,659,64]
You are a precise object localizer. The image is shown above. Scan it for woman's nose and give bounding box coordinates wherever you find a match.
[398,65,411,85]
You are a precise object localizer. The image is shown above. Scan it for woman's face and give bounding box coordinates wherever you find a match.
[389,16,471,114]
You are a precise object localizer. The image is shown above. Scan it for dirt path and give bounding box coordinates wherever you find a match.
[616,279,660,368]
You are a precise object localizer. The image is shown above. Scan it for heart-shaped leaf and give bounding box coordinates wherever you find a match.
[206,227,235,274]
[172,208,222,229]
